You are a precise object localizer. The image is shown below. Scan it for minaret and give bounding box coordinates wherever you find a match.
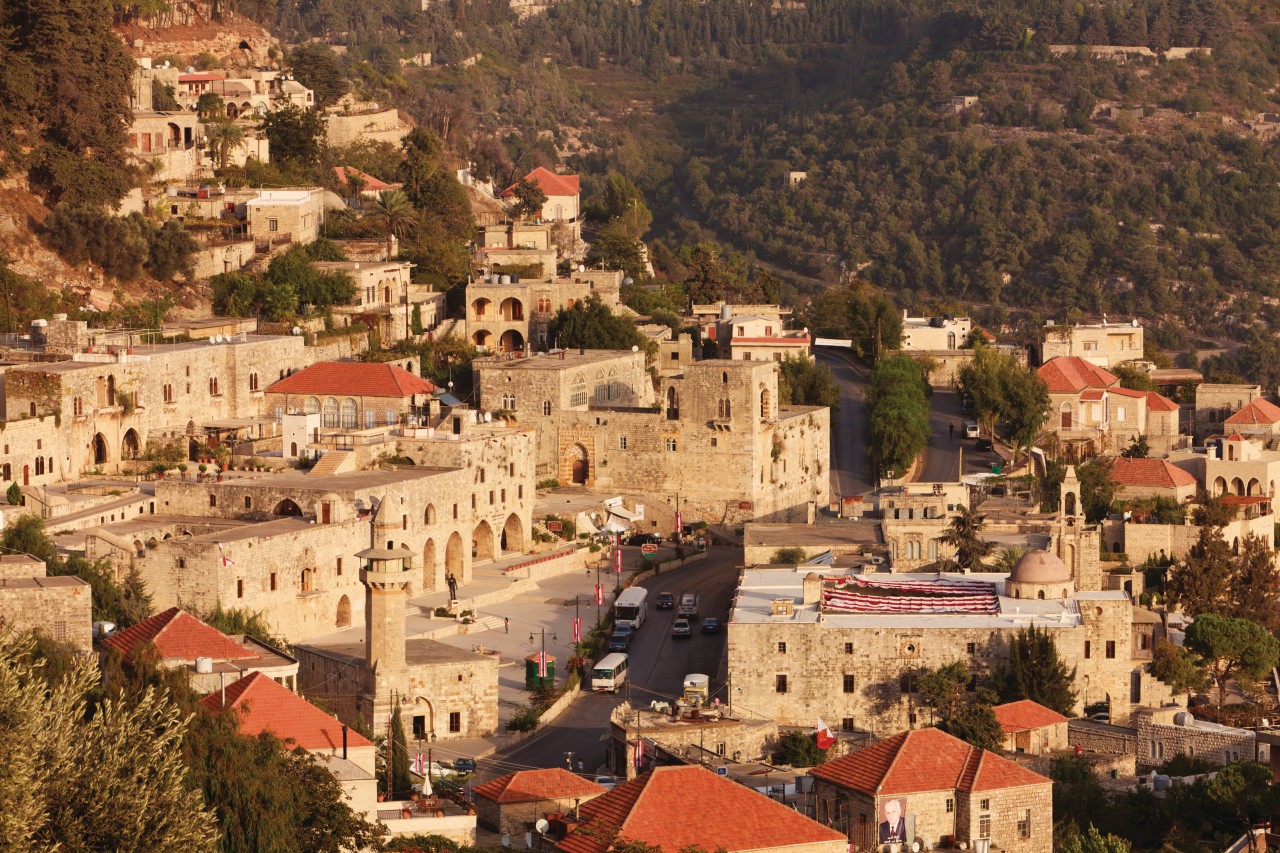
[359,542,414,678]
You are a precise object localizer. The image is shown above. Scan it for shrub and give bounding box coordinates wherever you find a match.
[506,705,541,732]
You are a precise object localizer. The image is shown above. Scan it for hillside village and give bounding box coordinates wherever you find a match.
[5,0,1280,852]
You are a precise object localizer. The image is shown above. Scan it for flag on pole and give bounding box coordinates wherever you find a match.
[633,739,644,768]
[217,543,235,567]
[537,651,547,678]
[816,719,836,750]
[613,544,622,575]
[412,752,425,775]
[674,509,682,537]
[572,617,581,643]
[595,583,604,605]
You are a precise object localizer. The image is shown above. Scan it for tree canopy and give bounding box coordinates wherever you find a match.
[993,626,1077,715]
[546,294,647,351]
[865,354,931,479]
[1183,613,1280,707]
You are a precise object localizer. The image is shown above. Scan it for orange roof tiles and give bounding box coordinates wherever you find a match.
[266,362,434,398]
[1108,457,1196,489]
[333,166,397,192]
[1145,392,1179,412]
[992,700,1069,733]
[556,766,843,853]
[1108,386,1147,399]
[101,607,259,664]
[199,672,373,750]
[1037,357,1119,394]
[504,166,580,198]
[1225,398,1280,426]
[809,728,1048,797]
[474,768,606,804]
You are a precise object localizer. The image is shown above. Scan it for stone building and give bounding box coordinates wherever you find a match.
[501,167,581,242]
[0,316,310,487]
[1039,356,1181,458]
[993,700,1070,755]
[1222,398,1280,444]
[1107,457,1197,502]
[727,552,1172,737]
[0,555,91,653]
[136,427,535,641]
[294,540,500,739]
[323,99,412,147]
[101,606,298,693]
[608,701,779,778]
[900,312,972,351]
[473,769,607,835]
[475,222,558,277]
[1194,384,1263,440]
[264,361,435,435]
[478,357,829,525]
[556,766,846,853]
[245,189,327,246]
[1041,319,1144,367]
[810,728,1053,852]
[703,307,812,362]
[127,111,203,183]
[465,269,625,353]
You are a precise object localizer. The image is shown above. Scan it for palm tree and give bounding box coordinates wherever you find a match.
[367,189,417,256]
[204,120,244,172]
[938,506,993,571]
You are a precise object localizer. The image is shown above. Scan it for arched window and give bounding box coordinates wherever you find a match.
[608,368,618,400]
[569,374,587,408]
[426,504,436,524]
[760,387,771,420]
[340,398,358,429]
[365,408,376,429]
[305,396,320,414]
[322,397,339,428]
[542,400,551,416]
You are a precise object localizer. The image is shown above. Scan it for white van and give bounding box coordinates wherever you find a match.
[592,652,629,693]
[677,592,699,620]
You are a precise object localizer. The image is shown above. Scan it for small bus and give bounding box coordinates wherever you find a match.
[614,587,648,630]
[592,652,630,692]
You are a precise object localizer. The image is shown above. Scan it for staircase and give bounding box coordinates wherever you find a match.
[308,449,355,477]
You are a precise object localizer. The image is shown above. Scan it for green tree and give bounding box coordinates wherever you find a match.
[1059,825,1131,853]
[777,730,827,767]
[1119,435,1149,458]
[770,547,806,564]
[204,120,244,171]
[938,702,1005,752]
[778,356,839,409]
[1150,638,1207,700]
[586,219,647,279]
[148,220,198,281]
[196,92,226,120]
[509,176,548,220]
[6,482,21,505]
[918,660,972,719]
[1165,526,1233,617]
[866,355,931,479]
[258,103,324,166]
[1205,761,1280,837]
[1183,613,1280,707]
[389,698,412,799]
[546,294,647,351]
[0,632,218,850]
[368,188,417,252]
[958,346,1047,458]
[939,506,993,571]
[0,514,58,563]
[288,43,348,107]
[1076,460,1116,523]
[993,626,1077,715]
[598,173,652,239]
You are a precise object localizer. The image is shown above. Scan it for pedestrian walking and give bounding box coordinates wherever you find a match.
[504,617,509,633]
[948,423,954,441]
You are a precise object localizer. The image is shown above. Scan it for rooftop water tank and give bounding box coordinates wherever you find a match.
[195,657,214,674]
[1152,774,1171,792]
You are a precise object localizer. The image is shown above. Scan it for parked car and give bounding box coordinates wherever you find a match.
[593,775,620,790]
[701,617,721,634]
[1089,712,1111,723]
[451,758,477,773]
[671,618,692,638]
[608,627,634,651]
[975,437,994,452]
[964,420,980,439]
[655,591,675,610]
[625,533,663,547]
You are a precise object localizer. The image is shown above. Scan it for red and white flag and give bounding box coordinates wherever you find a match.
[816,719,836,750]
[537,652,548,678]
[572,617,582,643]
[613,545,622,575]
[595,583,604,605]
[217,543,235,567]
[674,509,682,537]
[412,753,425,775]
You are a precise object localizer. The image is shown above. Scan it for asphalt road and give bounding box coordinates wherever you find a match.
[814,348,873,498]
[475,546,742,781]
[920,390,1004,482]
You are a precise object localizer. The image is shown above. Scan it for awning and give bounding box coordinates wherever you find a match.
[576,512,600,535]
[601,520,629,535]
[607,505,638,521]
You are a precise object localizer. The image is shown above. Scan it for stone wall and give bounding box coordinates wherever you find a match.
[1134,708,1260,769]
[324,109,410,148]
[1068,720,1138,755]
[189,240,256,280]
[476,793,605,836]
[0,576,92,653]
[957,783,1053,853]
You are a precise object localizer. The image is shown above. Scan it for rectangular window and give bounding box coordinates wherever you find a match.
[946,798,954,814]
[775,674,788,693]
[966,642,976,654]
[518,485,523,499]
[244,496,252,509]
[980,799,990,811]
[270,572,277,591]
[489,490,494,505]
[501,489,506,503]
[841,717,854,732]
[777,642,787,654]
[844,642,854,654]
[336,558,343,576]
[843,674,855,693]
[236,579,244,598]
[665,438,677,452]
[711,437,717,447]
[268,218,279,232]
[619,436,628,450]
[413,715,426,739]
[1019,809,1031,838]
[1106,640,1116,659]
[979,815,992,839]
[449,712,461,733]
[209,495,217,508]
[1084,640,1091,659]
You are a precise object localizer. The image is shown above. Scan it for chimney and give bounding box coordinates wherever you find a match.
[342,724,348,760]
[802,572,822,605]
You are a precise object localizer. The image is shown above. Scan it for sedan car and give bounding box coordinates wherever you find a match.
[671,618,692,638]
[655,591,675,610]
[451,758,477,773]
[608,628,633,651]
[625,533,663,547]
[701,617,721,634]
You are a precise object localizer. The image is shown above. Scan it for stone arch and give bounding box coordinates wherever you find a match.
[500,297,524,321]
[1059,402,1073,430]
[322,397,339,428]
[1064,492,1076,516]
[107,374,116,407]
[273,498,303,516]
[423,538,436,589]
[471,297,492,318]
[226,101,239,119]
[472,329,491,349]
[445,531,464,576]
[305,396,320,414]
[336,595,352,628]
[760,386,772,420]
[92,433,108,466]
[473,520,495,563]
[1232,477,1245,496]
[1037,589,1045,600]
[412,697,435,739]
[499,329,524,353]
[1248,477,1261,496]
[340,398,358,429]
[1213,476,1228,497]
[121,428,141,460]
[425,504,436,525]
[565,443,589,485]
[500,513,524,555]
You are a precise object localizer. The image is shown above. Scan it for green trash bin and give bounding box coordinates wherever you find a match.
[991,463,1002,474]
[525,652,556,691]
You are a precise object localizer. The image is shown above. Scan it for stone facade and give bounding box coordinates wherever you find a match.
[324,105,411,148]
[1195,384,1262,440]
[608,702,779,777]
[1134,706,1260,769]
[900,313,972,351]
[465,270,625,353]
[245,189,326,245]
[128,111,203,183]
[1042,320,1144,367]
[0,574,92,653]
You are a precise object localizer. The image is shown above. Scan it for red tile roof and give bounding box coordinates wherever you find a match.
[101,607,259,664]
[992,700,1069,733]
[1145,391,1180,413]
[332,166,398,192]
[1107,457,1197,489]
[1037,357,1119,394]
[1108,386,1147,399]
[1225,397,1280,426]
[266,362,434,398]
[809,728,1048,796]
[556,766,843,853]
[504,166,580,198]
[199,672,373,750]
[474,768,606,804]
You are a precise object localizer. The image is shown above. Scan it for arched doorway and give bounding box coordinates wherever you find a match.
[1248,477,1261,496]
[122,429,141,460]
[336,595,352,628]
[92,433,108,465]
[1059,402,1073,430]
[1232,477,1245,496]
[499,329,525,353]
[423,538,436,589]
[501,513,524,555]
[1213,476,1227,497]
[445,531,464,578]
[473,520,495,563]
[566,444,589,485]
[500,297,524,321]
[472,330,491,349]
[273,498,303,516]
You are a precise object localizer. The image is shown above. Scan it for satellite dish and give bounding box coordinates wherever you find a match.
[292,326,302,335]
[631,345,639,352]
[484,412,493,423]
[1132,318,1140,327]
[535,819,550,835]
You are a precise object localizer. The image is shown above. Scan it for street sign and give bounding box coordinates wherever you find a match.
[716,766,727,776]
[640,543,658,559]
[547,520,563,532]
